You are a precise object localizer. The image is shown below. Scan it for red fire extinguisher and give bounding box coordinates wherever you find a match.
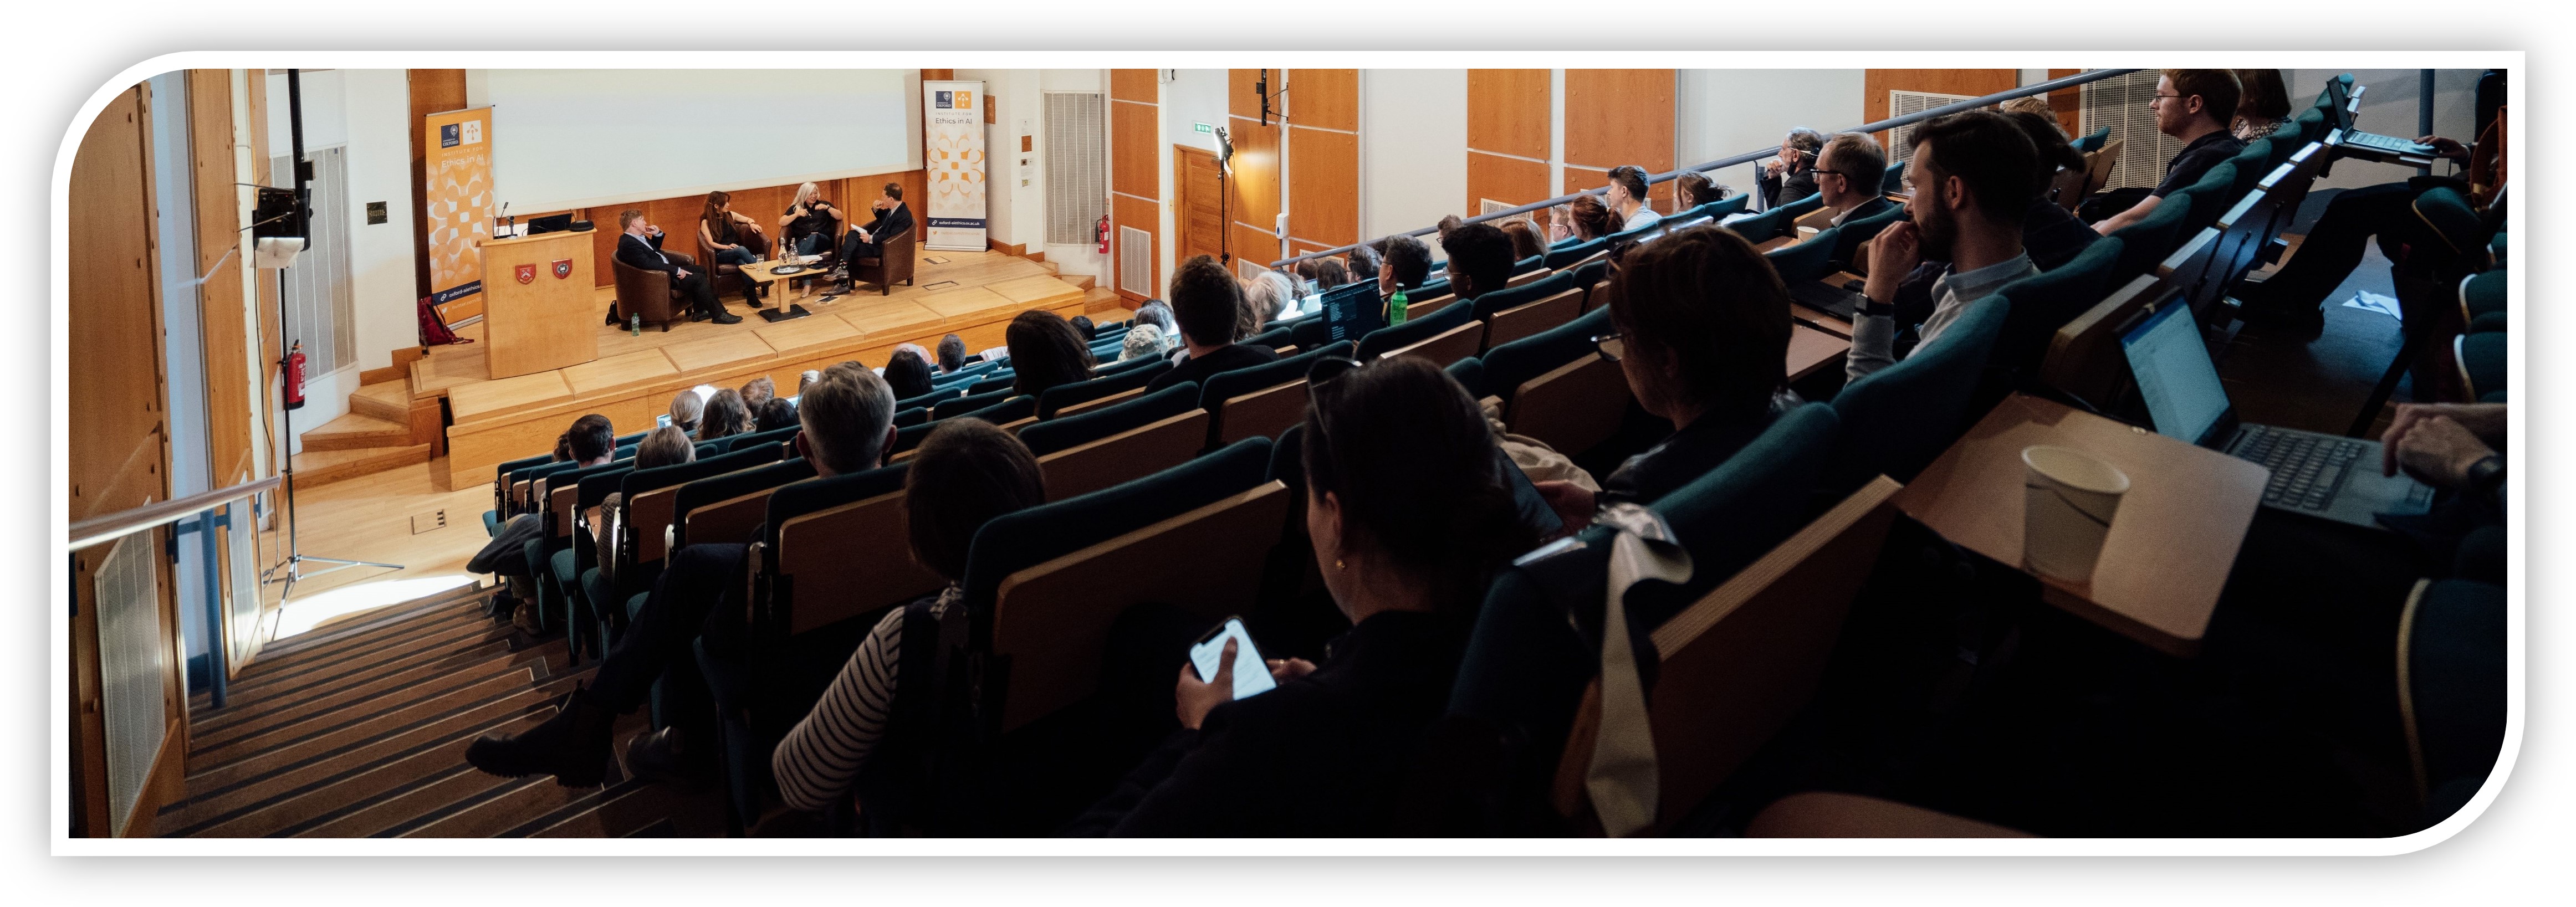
[283,340,308,411]
[1096,214,1111,254]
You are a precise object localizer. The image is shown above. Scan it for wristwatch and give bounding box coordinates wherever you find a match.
[1860,299,1895,317]
[2464,453,2506,498]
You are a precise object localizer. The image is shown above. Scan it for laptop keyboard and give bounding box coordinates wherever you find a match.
[2345,131,2434,156]
[2236,426,2364,513]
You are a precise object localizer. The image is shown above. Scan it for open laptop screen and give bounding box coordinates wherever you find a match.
[1317,280,1386,344]
[2120,299,2233,446]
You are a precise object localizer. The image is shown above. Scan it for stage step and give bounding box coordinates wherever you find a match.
[301,412,412,452]
[156,585,713,838]
[349,380,413,423]
[289,442,433,489]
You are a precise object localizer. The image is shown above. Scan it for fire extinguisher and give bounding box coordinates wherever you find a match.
[283,340,308,411]
[1096,214,1111,255]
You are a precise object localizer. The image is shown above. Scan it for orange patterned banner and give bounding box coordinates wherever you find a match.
[423,107,493,303]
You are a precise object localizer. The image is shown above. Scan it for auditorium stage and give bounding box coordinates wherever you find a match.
[410,249,1122,485]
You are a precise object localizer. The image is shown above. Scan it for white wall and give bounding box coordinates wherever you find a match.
[1677,69,1865,202]
[264,69,347,152]
[1038,69,1108,280]
[340,70,418,377]
[953,68,1026,249]
[2288,69,2482,192]
[1359,69,1466,247]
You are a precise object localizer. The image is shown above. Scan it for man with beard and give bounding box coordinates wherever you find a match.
[1846,110,2040,383]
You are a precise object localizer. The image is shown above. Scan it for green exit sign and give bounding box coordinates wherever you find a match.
[1194,122,1213,134]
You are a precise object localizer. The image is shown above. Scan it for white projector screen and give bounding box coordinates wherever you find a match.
[481,69,917,213]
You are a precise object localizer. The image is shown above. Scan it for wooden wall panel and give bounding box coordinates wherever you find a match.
[69,84,170,524]
[1468,151,1551,215]
[1111,68,1158,104]
[1112,192,1158,303]
[188,70,253,486]
[1230,68,1280,122]
[1563,69,1675,175]
[1287,126,1357,248]
[1287,69,1358,132]
[2047,68,2085,138]
[1225,114,1281,253]
[1468,69,1552,161]
[407,69,468,300]
[1863,69,2019,146]
[1112,99,1159,200]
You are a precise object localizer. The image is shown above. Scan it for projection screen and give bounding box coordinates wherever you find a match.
[481,69,918,213]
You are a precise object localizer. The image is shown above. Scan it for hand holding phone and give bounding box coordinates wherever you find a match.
[1175,618,1277,729]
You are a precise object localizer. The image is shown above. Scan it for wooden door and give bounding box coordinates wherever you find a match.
[1174,145,1226,267]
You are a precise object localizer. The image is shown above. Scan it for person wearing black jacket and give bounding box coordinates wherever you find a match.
[835,183,914,290]
[1146,255,1277,393]
[614,209,740,325]
[1067,356,1538,836]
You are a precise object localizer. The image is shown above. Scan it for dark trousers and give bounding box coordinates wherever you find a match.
[714,245,758,267]
[587,542,750,714]
[839,232,883,266]
[671,268,727,317]
[2241,181,2422,312]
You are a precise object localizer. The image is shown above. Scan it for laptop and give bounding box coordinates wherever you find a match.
[525,213,576,235]
[1316,280,1387,344]
[2323,81,2439,158]
[2119,296,2432,529]
[1790,279,1868,321]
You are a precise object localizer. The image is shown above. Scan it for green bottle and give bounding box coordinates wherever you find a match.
[1388,286,1409,326]
[628,314,641,336]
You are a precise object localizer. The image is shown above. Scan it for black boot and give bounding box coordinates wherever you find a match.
[740,283,765,309]
[465,685,617,787]
[623,726,715,788]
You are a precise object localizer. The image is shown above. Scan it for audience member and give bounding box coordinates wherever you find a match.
[2232,69,2294,141]
[798,370,822,394]
[2091,69,2245,234]
[770,418,1050,815]
[780,181,844,258]
[1067,356,1537,836]
[739,376,776,412]
[1134,300,1179,341]
[1248,270,1301,323]
[1379,234,1433,296]
[1759,127,1827,208]
[1675,171,1732,210]
[1815,132,1895,226]
[1005,309,1096,398]
[2234,100,2505,331]
[698,388,752,442]
[1531,225,1796,520]
[698,191,766,304]
[1310,257,1352,291]
[1881,111,2103,325]
[1605,165,1662,232]
[633,425,696,470]
[615,208,739,324]
[754,396,800,433]
[1070,314,1098,342]
[936,333,969,375]
[1550,194,1618,244]
[1849,110,2039,382]
[832,183,913,291]
[1998,95,2053,118]
[885,347,937,401]
[1435,214,1466,243]
[1497,218,1546,263]
[1119,323,1170,362]
[1439,222,1516,302]
[667,388,705,436]
[468,414,616,634]
[1345,244,1382,294]
[1147,255,1279,393]
[466,372,901,786]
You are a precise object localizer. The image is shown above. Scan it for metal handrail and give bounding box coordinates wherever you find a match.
[1270,68,2142,268]
[67,475,279,552]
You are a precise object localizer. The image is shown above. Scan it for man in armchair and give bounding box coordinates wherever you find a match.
[834,182,914,293]
[618,209,740,325]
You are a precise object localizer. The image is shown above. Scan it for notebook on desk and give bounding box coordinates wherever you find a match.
[2119,296,2432,529]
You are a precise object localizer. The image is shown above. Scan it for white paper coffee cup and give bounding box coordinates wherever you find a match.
[2022,445,2129,583]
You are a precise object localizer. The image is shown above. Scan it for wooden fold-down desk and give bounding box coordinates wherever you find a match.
[1892,393,2268,657]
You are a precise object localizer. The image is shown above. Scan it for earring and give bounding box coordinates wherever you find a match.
[1334,558,1346,571]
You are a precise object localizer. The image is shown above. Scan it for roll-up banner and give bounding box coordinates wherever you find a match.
[923,80,988,251]
[423,106,495,323]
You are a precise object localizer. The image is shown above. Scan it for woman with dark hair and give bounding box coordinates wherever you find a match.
[2232,69,2294,141]
[1548,194,1618,244]
[1534,224,1796,520]
[1310,257,1351,292]
[699,191,761,267]
[697,388,752,442]
[1497,218,1546,263]
[1004,309,1096,398]
[753,396,800,433]
[1070,356,1539,836]
[883,347,937,401]
[1674,171,1731,210]
[771,418,1049,815]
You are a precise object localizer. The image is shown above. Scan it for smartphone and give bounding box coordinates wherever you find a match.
[656,413,672,429]
[1189,617,1277,700]
[1497,448,1567,537]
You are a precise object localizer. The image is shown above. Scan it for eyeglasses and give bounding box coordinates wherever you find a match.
[2150,93,2184,104]
[1591,331,1626,362]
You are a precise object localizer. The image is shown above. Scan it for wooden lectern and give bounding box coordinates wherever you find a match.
[477,230,600,378]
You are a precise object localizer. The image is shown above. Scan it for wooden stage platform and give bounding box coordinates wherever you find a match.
[411,250,1118,485]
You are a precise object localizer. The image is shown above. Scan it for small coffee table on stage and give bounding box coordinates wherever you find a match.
[739,255,834,306]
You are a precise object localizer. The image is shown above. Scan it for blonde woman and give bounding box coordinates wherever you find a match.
[779,182,844,258]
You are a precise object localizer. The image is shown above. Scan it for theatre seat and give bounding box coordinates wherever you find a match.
[612,250,696,331]
[850,223,916,295]
[1747,792,2031,838]
[1827,295,2006,493]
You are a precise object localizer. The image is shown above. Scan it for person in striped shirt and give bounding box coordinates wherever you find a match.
[770,418,1047,815]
